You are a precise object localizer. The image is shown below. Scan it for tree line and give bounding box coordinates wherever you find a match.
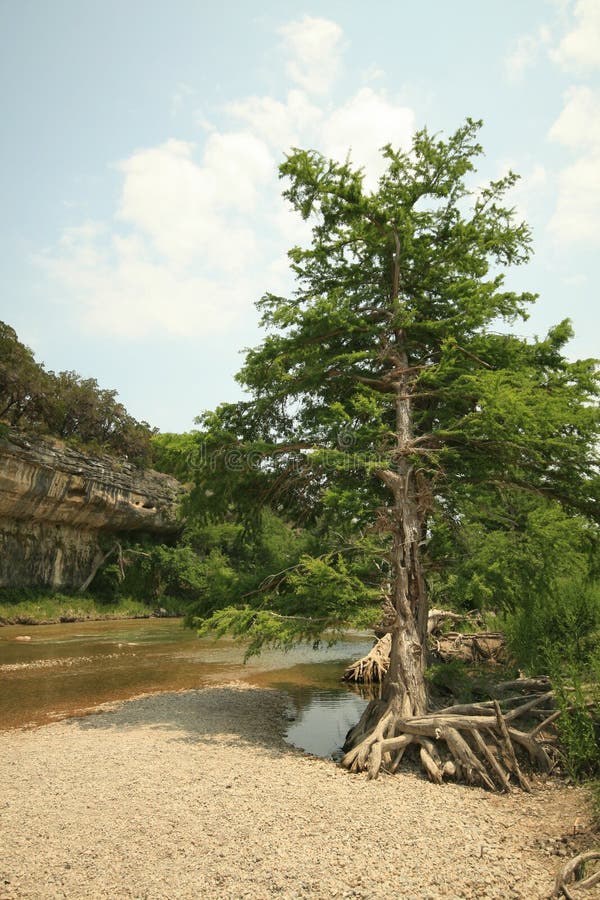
[0,321,154,464]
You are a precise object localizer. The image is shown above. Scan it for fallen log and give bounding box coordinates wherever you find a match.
[432,630,507,664]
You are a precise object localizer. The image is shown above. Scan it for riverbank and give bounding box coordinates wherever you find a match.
[0,594,179,626]
[0,683,596,899]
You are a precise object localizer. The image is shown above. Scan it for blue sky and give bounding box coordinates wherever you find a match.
[1,0,598,431]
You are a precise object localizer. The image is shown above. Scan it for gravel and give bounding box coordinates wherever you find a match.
[0,682,594,899]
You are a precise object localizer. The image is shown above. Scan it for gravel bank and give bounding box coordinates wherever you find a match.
[0,683,594,899]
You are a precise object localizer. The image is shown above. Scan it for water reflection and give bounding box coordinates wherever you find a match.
[286,690,369,757]
[264,667,381,757]
[0,618,376,750]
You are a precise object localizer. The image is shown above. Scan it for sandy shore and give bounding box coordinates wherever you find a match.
[0,683,595,899]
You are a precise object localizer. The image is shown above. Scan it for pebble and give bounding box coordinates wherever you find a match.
[0,683,594,899]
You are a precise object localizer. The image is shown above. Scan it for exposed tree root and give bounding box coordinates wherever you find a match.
[492,675,552,696]
[426,608,479,634]
[552,850,600,898]
[341,687,560,790]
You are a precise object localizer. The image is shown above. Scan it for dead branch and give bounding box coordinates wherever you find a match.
[552,850,600,898]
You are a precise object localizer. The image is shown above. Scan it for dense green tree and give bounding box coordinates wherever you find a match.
[0,320,154,463]
[0,321,51,426]
[196,120,599,785]
[428,490,598,612]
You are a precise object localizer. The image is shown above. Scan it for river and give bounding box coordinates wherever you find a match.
[0,618,376,756]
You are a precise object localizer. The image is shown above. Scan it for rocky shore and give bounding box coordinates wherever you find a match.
[0,683,595,899]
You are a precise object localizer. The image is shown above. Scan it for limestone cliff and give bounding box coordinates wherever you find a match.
[0,430,185,589]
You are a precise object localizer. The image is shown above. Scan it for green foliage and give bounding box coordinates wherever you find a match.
[431,496,598,614]
[0,320,155,464]
[87,543,209,614]
[90,563,123,603]
[91,510,323,628]
[150,431,200,481]
[551,666,600,780]
[504,578,600,672]
[504,579,600,783]
[192,542,381,658]
[426,659,475,702]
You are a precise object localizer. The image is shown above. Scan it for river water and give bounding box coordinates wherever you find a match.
[0,618,376,757]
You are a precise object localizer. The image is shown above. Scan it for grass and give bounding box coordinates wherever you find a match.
[0,592,161,626]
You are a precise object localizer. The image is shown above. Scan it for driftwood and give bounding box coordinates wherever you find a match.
[344,611,506,684]
[344,633,391,684]
[78,542,120,593]
[492,676,552,695]
[427,608,479,634]
[431,631,507,664]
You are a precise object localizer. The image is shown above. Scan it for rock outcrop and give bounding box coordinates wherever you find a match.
[0,430,185,589]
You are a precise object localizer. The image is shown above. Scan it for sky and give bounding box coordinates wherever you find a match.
[1,0,598,432]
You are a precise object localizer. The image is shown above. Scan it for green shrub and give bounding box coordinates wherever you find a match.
[504,578,600,672]
[504,579,600,784]
[0,590,152,624]
[548,657,600,780]
[426,660,477,702]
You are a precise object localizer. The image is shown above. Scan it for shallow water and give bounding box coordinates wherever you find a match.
[0,618,375,756]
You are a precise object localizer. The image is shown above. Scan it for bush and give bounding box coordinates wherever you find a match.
[548,657,600,780]
[504,578,600,673]
[504,578,600,783]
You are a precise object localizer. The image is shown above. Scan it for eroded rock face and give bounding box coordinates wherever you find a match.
[0,430,185,589]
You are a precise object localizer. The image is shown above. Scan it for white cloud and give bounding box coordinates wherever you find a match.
[361,64,385,84]
[551,0,600,70]
[548,152,600,242]
[40,17,421,340]
[230,83,414,184]
[203,132,275,211]
[548,85,600,148]
[504,1,600,79]
[279,16,344,95]
[525,163,549,190]
[547,86,600,243]
[269,193,313,252]
[322,88,415,185]
[116,135,273,271]
[170,82,194,117]
[505,26,552,81]
[228,89,323,153]
[40,135,277,337]
[39,221,261,338]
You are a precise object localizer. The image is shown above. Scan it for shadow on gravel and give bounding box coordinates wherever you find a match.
[69,684,304,760]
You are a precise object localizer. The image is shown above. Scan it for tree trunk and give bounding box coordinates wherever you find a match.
[341,363,431,768]
[341,462,430,769]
